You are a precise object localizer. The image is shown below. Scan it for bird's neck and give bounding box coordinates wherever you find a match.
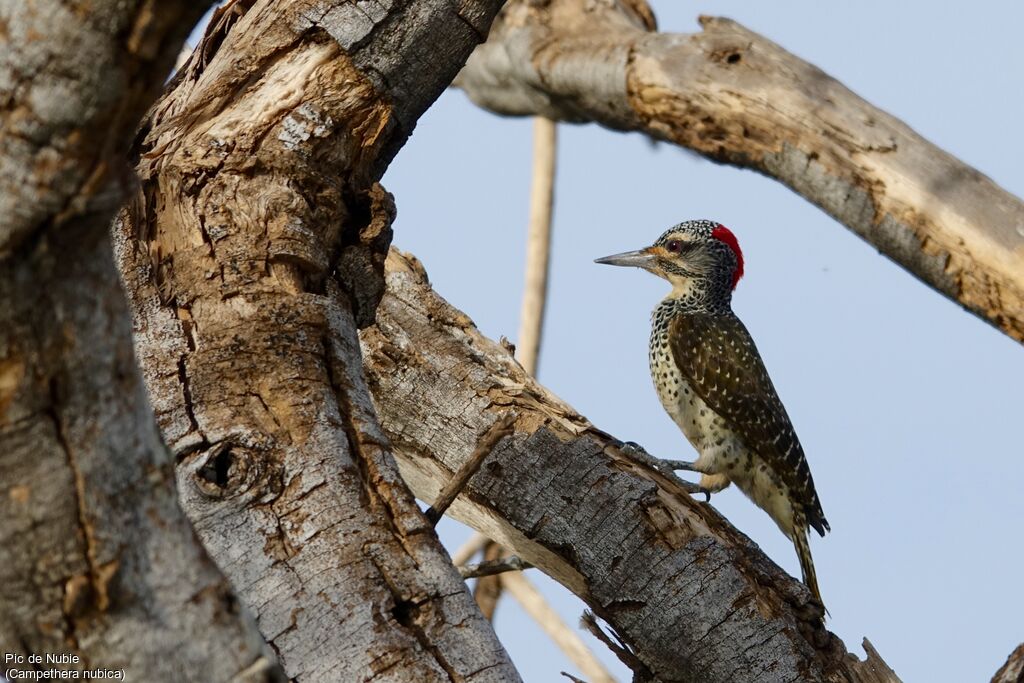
[656,277,732,317]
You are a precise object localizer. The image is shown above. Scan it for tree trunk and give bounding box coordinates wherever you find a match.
[114,0,520,680]
[360,248,902,683]
[454,0,1024,343]
[0,1,274,679]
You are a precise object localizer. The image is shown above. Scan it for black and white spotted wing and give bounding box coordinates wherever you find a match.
[668,312,829,536]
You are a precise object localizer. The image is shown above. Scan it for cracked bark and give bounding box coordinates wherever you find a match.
[454,0,1024,343]
[0,0,275,680]
[360,248,902,683]
[114,0,519,680]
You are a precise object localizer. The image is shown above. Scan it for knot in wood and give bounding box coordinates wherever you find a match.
[192,443,285,502]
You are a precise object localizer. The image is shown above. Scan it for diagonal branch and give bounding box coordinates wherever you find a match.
[361,248,901,683]
[992,643,1024,683]
[427,413,517,524]
[455,1,1024,343]
[502,573,617,683]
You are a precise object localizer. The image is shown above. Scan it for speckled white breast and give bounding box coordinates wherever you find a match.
[648,304,799,535]
[648,318,724,451]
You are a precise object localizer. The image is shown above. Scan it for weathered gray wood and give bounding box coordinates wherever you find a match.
[361,249,902,683]
[455,1,1024,343]
[0,1,275,679]
[115,0,520,680]
[0,226,274,681]
[0,1,206,255]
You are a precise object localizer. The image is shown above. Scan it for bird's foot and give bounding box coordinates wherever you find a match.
[609,442,712,501]
[615,440,650,457]
[676,480,712,502]
[662,460,713,501]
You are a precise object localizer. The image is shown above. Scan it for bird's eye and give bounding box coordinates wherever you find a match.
[666,240,682,253]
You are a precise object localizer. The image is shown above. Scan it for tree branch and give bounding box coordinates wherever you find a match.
[502,573,617,683]
[517,116,558,375]
[115,0,519,679]
[455,1,1024,343]
[459,556,533,579]
[427,413,517,524]
[992,643,1024,683]
[0,1,275,679]
[360,248,902,683]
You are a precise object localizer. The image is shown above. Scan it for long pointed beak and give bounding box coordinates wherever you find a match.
[594,249,655,269]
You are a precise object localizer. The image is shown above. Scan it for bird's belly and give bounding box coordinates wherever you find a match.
[730,464,795,536]
[650,346,793,531]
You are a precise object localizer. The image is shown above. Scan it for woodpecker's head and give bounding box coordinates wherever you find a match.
[595,220,744,305]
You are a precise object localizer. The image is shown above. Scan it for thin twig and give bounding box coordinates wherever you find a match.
[580,611,651,682]
[474,539,505,619]
[450,531,490,567]
[503,572,618,683]
[425,413,517,525]
[516,116,557,377]
[460,555,534,579]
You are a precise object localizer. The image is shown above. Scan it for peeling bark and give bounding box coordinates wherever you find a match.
[360,248,902,683]
[0,0,274,679]
[455,1,1024,343]
[115,0,519,680]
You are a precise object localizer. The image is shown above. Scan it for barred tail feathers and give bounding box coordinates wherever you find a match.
[792,526,825,611]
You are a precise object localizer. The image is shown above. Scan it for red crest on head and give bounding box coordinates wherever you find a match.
[711,224,744,289]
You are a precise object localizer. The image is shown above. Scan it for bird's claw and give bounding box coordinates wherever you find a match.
[676,480,712,502]
[610,443,711,501]
[613,440,649,457]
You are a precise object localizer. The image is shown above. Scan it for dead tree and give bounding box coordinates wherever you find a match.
[0,1,273,680]
[360,249,900,683]
[2,0,1019,680]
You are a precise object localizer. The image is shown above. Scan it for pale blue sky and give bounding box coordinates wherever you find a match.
[384,3,1024,681]
[184,2,1024,681]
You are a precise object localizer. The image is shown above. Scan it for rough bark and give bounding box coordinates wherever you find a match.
[0,225,273,682]
[0,0,275,680]
[114,0,519,680]
[455,1,1024,343]
[360,248,903,683]
[0,1,208,255]
[993,644,1024,683]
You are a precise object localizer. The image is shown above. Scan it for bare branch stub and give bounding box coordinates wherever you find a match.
[459,555,533,579]
[426,412,518,524]
[581,611,652,683]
